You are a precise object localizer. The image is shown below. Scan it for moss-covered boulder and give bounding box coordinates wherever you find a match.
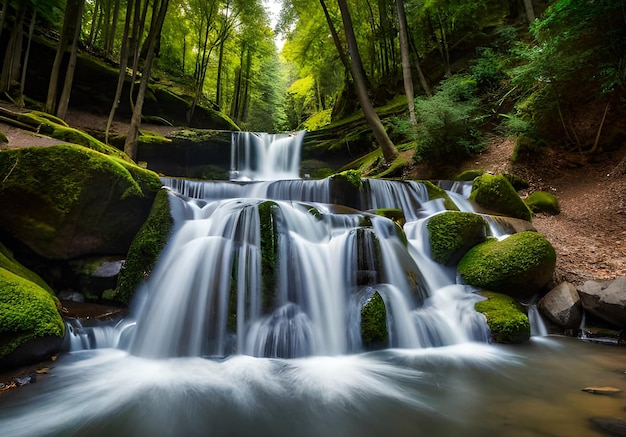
[525,191,561,215]
[16,112,130,161]
[427,212,488,265]
[475,291,530,343]
[420,180,459,211]
[360,290,388,350]
[0,145,162,259]
[469,173,532,222]
[454,169,483,181]
[458,231,556,299]
[113,189,173,304]
[0,244,64,368]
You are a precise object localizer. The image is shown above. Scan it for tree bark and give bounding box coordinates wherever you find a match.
[0,0,10,43]
[105,0,135,143]
[124,0,170,161]
[57,0,85,120]
[0,2,26,94]
[336,0,397,162]
[395,0,416,125]
[523,0,535,22]
[318,0,350,72]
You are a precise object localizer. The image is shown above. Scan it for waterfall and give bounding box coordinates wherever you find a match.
[230,131,305,181]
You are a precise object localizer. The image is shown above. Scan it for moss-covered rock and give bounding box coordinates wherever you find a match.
[525,191,561,215]
[469,173,532,222]
[16,112,130,161]
[454,169,484,181]
[427,212,488,265]
[113,189,173,304]
[458,231,556,299]
[475,291,530,343]
[0,130,7,144]
[503,173,529,190]
[360,290,388,350]
[0,145,162,259]
[0,265,64,366]
[0,242,55,296]
[420,180,459,211]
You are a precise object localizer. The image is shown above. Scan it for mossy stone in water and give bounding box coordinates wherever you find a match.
[458,231,556,299]
[454,169,484,181]
[427,211,488,266]
[525,191,560,215]
[469,173,532,222]
[360,291,388,350]
[0,268,64,361]
[114,189,174,304]
[419,180,459,211]
[475,291,530,344]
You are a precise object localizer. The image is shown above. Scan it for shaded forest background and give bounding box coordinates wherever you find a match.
[0,0,624,170]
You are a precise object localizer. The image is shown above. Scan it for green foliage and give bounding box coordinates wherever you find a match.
[427,212,487,265]
[333,169,363,189]
[303,109,332,131]
[469,173,532,222]
[475,291,530,344]
[114,189,174,305]
[458,231,556,298]
[0,268,64,357]
[360,291,388,349]
[470,47,507,93]
[413,75,485,162]
[525,191,561,215]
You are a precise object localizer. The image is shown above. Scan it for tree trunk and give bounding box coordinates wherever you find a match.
[124,0,169,161]
[318,0,350,72]
[216,36,225,108]
[57,0,85,120]
[105,0,135,143]
[106,0,121,54]
[18,9,36,107]
[0,0,10,43]
[0,2,26,93]
[523,0,535,22]
[395,0,416,125]
[337,0,397,162]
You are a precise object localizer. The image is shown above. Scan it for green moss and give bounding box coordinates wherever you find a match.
[419,180,459,211]
[114,189,174,304]
[360,291,388,349]
[373,155,409,178]
[0,130,7,144]
[258,201,279,314]
[503,173,529,190]
[333,169,363,189]
[375,209,408,247]
[0,268,64,357]
[458,231,556,298]
[16,112,130,161]
[0,242,55,297]
[454,169,484,181]
[469,173,532,222]
[427,212,488,265]
[475,291,530,343]
[525,191,560,215]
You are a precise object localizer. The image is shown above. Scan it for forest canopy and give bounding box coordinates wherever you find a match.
[0,0,623,164]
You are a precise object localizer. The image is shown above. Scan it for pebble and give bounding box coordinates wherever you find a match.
[582,386,623,395]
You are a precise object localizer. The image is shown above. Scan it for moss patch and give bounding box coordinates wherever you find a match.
[16,112,130,161]
[332,169,363,189]
[0,144,162,259]
[360,291,388,349]
[0,268,64,357]
[525,191,560,215]
[469,173,532,222]
[475,291,530,343]
[458,231,556,299]
[454,169,484,181]
[114,189,173,304]
[0,242,55,297]
[427,212,488,265]
[420,180,459,211]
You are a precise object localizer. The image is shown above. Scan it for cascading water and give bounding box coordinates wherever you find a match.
[4,132,620,437]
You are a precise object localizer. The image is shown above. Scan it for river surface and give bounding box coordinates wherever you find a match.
[0,337,624,437]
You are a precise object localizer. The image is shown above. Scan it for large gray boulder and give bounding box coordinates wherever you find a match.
[537,282,582,329]
[578,277,626,328]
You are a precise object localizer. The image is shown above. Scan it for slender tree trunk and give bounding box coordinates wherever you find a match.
[124,0,170,161]
[0,0,10,43]
[18,9,36,107]
[129,0,149,112]
[106,0,135,143]
[57,0,85,120]
[318,0,350,72]
[87,0,100,46]
[216,36,225,108]
[337,0,397,162]
[408,35,432,96]
[106,0,121,54]
[0,2,26,93]
[395,0,416,125]
[523,0,535,22]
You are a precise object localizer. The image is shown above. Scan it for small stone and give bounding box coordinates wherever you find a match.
[582,386,623,395]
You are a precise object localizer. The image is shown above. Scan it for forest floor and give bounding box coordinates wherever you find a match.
[1,107,625,287]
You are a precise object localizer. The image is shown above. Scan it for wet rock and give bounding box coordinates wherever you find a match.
[582,386,623,395]
[590,417,626,436]
[58,290,85,303]
[538,281,582,329]
[579,277,626,328]
[474,291,530,344]
[469,173,532,222]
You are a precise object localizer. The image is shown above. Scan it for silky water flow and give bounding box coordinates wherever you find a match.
[1,132,624,437]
